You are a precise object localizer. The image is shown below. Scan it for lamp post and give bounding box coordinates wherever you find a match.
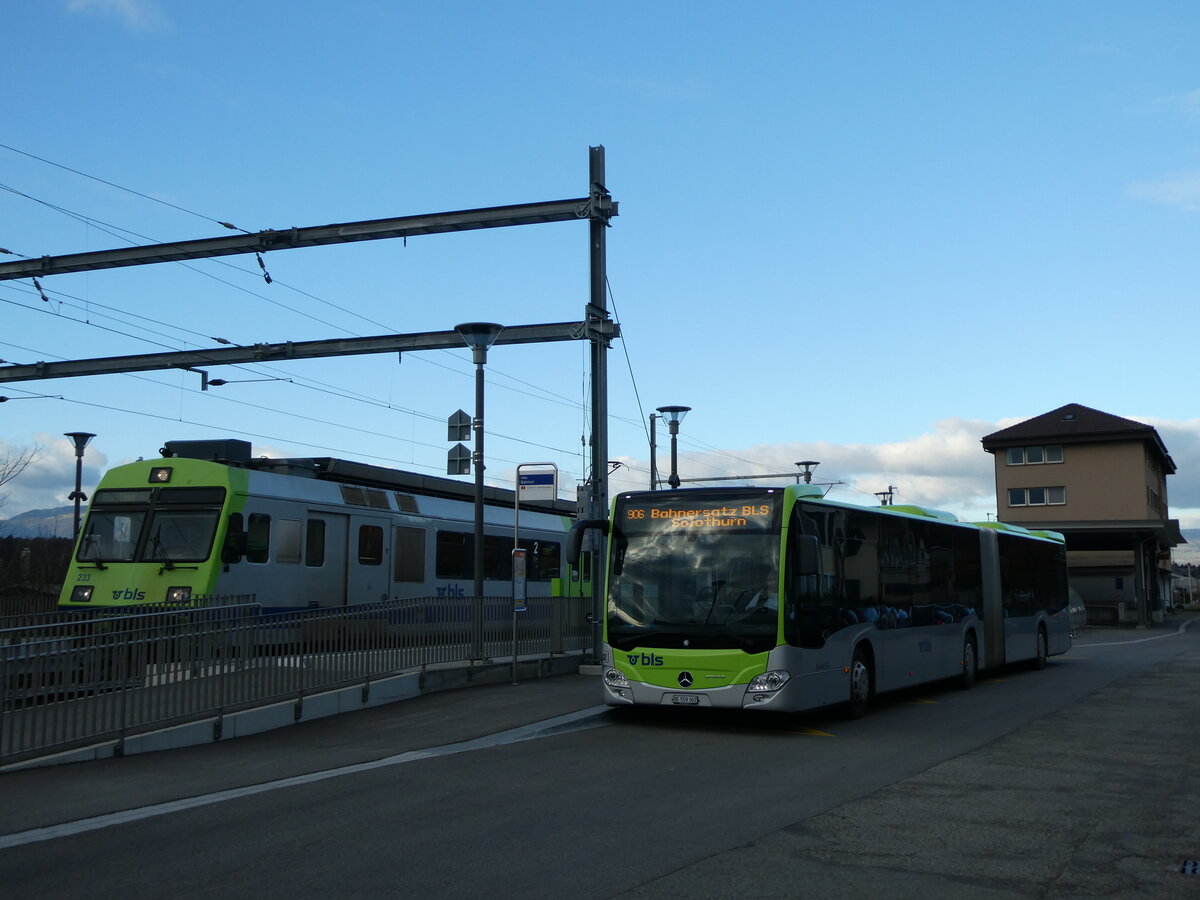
[648,411,661,490]
[655,405,690,489]
[795,460,820,484]
[64,432,96,537]
[455,323,504,606]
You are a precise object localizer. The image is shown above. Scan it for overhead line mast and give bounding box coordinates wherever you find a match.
[1,146,618,662]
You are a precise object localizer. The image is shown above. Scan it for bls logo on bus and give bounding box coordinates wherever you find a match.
[627,653,664,667]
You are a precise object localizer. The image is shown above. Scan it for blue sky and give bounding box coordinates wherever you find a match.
[3,0,1200,535]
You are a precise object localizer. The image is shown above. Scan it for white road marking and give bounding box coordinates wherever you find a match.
[0,705,610,850]
[1083,618,1196,647]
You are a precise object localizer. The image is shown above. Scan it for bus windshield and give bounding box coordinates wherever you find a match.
[606,491,782,652]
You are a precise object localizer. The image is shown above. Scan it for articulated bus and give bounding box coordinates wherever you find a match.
[59,439,583,612]
[575,484,1069,717]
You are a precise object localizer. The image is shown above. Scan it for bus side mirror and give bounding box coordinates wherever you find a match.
[567,518,608,563]
[221,530,247,564]
[795,534,819,575]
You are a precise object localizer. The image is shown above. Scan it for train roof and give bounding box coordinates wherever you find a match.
[160,439,576,517]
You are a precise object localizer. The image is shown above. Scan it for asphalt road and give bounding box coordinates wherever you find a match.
[2,617,1198,898]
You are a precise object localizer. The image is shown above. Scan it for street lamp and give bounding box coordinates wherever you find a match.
[648,411,661,490]
[64,432,96,537]
[795,460,820,484]
[655,405,690,489]
[455,322,504,605]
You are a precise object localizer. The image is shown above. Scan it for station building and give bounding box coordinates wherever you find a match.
[981,403,1184,626]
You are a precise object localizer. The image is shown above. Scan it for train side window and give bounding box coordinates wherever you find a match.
[484,535,513,580]
[222,512,247,564]
[517,539,561,582]
[305,519,326,567]
[246,513,270,564]
[276,518,302,564]
[358,525,384,565]
[393,525,426,582]
[436,531,471,579]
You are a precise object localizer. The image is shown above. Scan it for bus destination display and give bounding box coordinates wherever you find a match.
[619,493,780,533]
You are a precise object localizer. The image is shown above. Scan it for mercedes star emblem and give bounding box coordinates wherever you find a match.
[678,671,693,687]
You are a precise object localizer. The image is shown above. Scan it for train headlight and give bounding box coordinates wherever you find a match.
[70,585,94,603]
[165,586,192,604]
[603,667,629,688]
[149,467,173,483]
[746,670,790,693]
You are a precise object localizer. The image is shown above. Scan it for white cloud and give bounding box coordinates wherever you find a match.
[1127,172,1200,212]
[610,415,1200,529]
[609,416,1003,522]
[0,434,108,519]
[66,0,167,31]
[7,416,1200,534]
[1142,88,1200,119]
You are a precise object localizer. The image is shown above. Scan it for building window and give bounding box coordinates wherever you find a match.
[1008,486,1066,507]
[1006,445,1063,465]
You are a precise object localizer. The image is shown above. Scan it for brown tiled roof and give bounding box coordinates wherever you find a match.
[981,403,1176,473]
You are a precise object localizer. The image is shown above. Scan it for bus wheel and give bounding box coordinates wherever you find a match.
[846,648,872,719]
[1033,627,1048,670]
[958,636,977,690]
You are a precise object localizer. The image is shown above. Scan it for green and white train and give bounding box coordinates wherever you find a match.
[59,439,580,612]
[573,484,1070,717]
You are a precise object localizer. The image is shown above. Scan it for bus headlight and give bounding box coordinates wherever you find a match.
[165,586,192,604]
[70,585,94,603]
[747,670,790,693]
[603,667,629,688]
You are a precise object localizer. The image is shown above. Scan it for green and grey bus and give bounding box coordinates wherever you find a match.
[574,484,1069,716]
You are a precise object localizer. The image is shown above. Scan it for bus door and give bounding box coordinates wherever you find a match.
[347,513,391,605]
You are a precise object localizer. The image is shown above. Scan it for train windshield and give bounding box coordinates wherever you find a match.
[77,487,226,564]
[606,491,783,653]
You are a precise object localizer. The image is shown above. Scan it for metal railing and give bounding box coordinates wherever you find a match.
[0,594,591,765]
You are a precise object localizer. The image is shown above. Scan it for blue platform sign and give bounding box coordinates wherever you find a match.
[518,470,556,501]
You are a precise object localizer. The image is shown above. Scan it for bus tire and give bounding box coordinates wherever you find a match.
[958,635,977,690]
[1033,626,1048,670]
[846,647,872,719]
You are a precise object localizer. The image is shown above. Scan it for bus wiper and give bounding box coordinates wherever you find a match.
[702,580,726,624]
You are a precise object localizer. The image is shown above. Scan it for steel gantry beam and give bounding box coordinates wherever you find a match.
[0,320,618,383]
[2,144,618,663]
[0,196,615,280]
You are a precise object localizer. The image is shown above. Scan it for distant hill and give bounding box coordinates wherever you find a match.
[0,506,74,539]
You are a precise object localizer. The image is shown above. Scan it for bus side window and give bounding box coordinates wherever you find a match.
[786,507,830,649]
[246,513,270,564]
[879,518,912,628]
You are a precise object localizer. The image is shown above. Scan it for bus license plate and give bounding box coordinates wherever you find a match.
[670,693,700,706]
